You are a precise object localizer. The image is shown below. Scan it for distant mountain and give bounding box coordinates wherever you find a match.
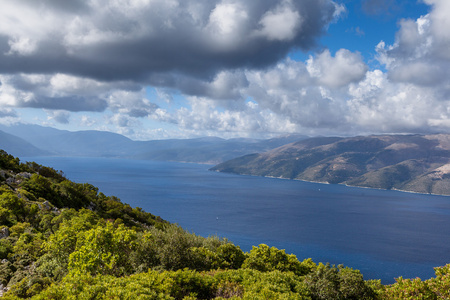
[0,124,308,163]
[133,134,309,164]
[0,124,136,157]
[0,130,49,156]
[211,134,450,195]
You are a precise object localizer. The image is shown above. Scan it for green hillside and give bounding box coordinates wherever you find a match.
[0,150,449,299]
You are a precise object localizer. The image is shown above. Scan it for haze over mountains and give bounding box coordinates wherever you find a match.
[0,130,50,157]
[211,134,450,196]
[0,124,307,164]
[1,124,449,195]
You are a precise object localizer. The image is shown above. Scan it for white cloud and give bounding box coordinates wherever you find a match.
[307,49,368,88]
[80,115,98,127]
[388,61,445,86]
[255,2,302,41]
[160,95,302,135]
[207,2,248,39]
[7,37,37,56]
[341,0,448,134]
[424,0,450,59]
[108,89,159,117]
[46,110,70,124]
[0,0,449,139]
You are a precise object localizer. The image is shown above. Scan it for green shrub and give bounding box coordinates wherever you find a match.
[304,263,376,300]
[242,244,312,276]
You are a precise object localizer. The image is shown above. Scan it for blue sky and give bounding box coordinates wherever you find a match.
[0,0,448,140]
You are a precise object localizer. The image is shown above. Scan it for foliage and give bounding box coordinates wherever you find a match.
[68,222,138,276]
[381,264,450,300]
[242,244,313,276]
[303,263,375,300]
[1,149,449,299]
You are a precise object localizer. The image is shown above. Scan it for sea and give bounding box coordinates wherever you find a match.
[22,156,450,284]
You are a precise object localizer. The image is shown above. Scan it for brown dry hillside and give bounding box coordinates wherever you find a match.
[211,134,450,195]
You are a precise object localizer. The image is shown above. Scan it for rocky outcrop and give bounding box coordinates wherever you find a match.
[0,227,9,239]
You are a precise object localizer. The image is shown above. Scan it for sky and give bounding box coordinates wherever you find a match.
[0,0,448,140]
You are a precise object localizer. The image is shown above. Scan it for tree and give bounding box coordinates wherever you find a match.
[68,222,138,277]
[242,244,313,276]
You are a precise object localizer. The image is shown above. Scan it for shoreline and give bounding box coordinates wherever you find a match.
[211,169,450,197]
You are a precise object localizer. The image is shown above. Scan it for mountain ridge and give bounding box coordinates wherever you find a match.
[211,134,450,196]
[0,124,308,164]
[0,130,50,157]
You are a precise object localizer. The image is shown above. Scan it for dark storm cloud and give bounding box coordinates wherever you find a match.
[0,0,339,82]
[19,96,108,112]
[15,0,89,12]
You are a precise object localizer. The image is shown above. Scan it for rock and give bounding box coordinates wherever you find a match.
[0,227,9,239]
[42,200,51,210]
[87,201,96,211]
[17,172,32,179]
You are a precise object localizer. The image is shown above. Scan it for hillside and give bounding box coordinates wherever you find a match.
[0,124,307,164]
[0,131,49,157]
[211,134,450,196]
[133,135,308,164]
[1,150,450,298]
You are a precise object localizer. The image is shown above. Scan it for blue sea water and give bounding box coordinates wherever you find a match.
[22,156,450,284]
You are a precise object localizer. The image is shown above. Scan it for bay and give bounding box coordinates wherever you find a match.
[23,156,450,284]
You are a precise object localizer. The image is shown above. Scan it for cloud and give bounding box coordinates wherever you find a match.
[46,110,70,124]
[0,0,339,81]
[376,1,450,90]
[154,0,450,137]
[107,90,159,118]
[254,1,302,41]
[0,0,449,139]
[347,71,445,132]
[245,59,347,130]
[307,49,368,88]
[388,61,446,86]
[0,73,156,116]
[0,0,341,135]
[347,0,450,133]
[152,53,365,135]
[0,74,108,112]
[0,108,17,118]
[154,95,301,136]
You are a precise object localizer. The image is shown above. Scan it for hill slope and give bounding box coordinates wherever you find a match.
[0,131,49,157]
[0,124,307,163]
[211,134,450,195]
[133,134,308,164]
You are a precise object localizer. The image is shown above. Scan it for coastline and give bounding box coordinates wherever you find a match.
[211,169,450,197]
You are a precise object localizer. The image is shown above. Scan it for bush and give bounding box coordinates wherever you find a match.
[304,263,376,300]
[242,244,313,276]
[68,222,138,277]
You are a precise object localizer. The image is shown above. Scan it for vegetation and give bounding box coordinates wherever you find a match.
[0,149,449,299]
